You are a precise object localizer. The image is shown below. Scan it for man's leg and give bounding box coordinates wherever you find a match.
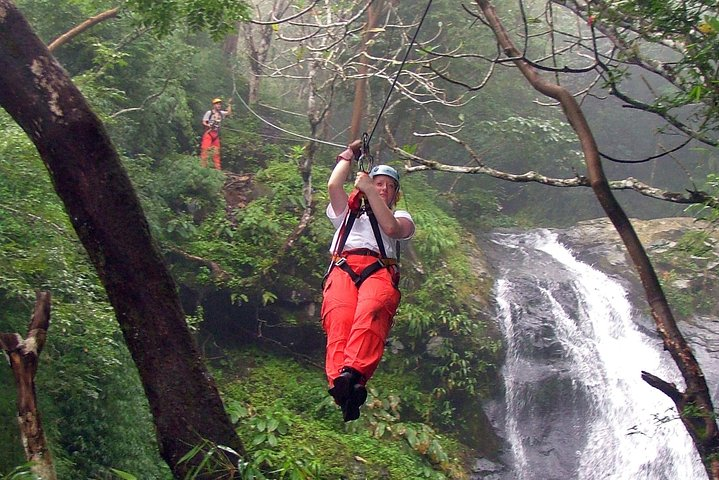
[343,268,400,381]
[199,132,211,167]
[212,137,222,170]
[321,268,358,397]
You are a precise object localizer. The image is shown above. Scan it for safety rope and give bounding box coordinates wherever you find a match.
[231,85,346,148]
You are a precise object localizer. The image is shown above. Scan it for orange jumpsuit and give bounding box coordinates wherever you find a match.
[321,202,413,386]
[321,252,400,384]
[200,129,221,169]
[200,107,228,170]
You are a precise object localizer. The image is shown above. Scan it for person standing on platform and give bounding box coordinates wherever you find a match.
[200,97,231,170]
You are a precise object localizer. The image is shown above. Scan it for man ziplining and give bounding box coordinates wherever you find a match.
[200,97,232,170]
[321,138,416,422]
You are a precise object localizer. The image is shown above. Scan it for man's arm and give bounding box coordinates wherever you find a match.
[327,140,361,215]
[355,174,414,239]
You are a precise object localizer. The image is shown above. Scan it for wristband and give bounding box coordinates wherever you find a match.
[336,148,354,163]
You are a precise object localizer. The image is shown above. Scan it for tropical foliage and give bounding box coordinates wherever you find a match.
[2,0,718,478]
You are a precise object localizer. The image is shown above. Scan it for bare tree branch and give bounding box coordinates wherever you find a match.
[549,0,719,146]
[0,203,68,235]
[600,137,693,164]
[247,0,322,25]
[607,82,719,147]
[165,248,231,282]
[47,7,120,52]
[390,134,717,206]
[109,76,173,118]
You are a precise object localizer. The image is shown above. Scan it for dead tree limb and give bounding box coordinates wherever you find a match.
[109,76,173,118]
[0,291,56,480]
[386,130,719,207]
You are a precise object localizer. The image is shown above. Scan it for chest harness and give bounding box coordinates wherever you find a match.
[206,110,224,132]
[325,138,400,289]
[321,0,432,289]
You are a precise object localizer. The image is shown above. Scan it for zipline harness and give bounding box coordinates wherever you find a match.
[327,135,401,288]
[326,0,433,288]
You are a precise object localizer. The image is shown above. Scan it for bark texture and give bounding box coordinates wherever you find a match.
[0,292,56,480]
[349,0,381,141]
[474,1,719,478]
[0,1,244,477]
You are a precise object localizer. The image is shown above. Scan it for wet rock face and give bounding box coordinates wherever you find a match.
[681,317,719,400]
[472,457,506,479]
[556,216,719,400]
[557,217,719,305]
[558,217,695,277]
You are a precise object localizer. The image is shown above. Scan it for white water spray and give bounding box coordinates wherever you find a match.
[493,230,705,480]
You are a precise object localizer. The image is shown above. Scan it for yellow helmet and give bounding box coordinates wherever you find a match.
[212,97,223,104]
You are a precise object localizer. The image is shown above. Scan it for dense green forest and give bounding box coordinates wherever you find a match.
[1,0,718,478]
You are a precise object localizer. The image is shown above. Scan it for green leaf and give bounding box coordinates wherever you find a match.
[256,418,267,432]
[267,417,279,432]
[251,433,267,446]
[261,290,277,306]
[375,422,386,438]
[706,16,719,32]
[110,469,138,480]
[405,427,418,448]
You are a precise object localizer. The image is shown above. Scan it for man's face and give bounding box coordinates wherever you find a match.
[213,102,222,110]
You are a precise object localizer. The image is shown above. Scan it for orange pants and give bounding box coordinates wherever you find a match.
[321,254,400,386]
[200,130,221,170]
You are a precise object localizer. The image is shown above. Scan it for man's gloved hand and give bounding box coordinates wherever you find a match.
[348,139,362,160]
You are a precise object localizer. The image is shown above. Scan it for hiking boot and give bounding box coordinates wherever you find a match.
[329,367,361,406]
[342,382,368,422]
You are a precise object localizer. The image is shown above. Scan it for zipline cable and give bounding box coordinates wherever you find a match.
[226,0,434,151]
[366,0,434,145]
[233,92,346,149]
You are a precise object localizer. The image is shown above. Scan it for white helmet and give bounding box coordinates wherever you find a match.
[369,165,400,188]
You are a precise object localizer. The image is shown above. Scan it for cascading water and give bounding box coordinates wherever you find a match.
[487,229,706,480]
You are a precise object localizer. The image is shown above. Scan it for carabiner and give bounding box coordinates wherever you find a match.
[357,132,374,173]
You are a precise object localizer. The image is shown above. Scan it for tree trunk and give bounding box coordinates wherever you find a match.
[241,0,290,106]
[0,2,244,477]
[0,292,56,480]
[474,1,719,478]
[242,21,273,106]
[349,0,381,141]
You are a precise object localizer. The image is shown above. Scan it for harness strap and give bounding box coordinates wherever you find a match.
[323,206,358,285]
[366,209,388,259]
[334,257,394,288]
[324,195,401,289]
[333,208,358,257]
[331,254,397,266]
[366,204,401,267]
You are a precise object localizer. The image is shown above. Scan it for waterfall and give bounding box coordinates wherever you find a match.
[489,229,706,480]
